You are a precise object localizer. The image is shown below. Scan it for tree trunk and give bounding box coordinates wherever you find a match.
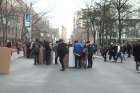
[118,0,122,44]
[5,0,8,43]
[87,28,90,41]
[99,32,102,46]
[0,8,5,45]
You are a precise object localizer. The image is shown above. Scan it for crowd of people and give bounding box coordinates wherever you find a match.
[5,38,139,72]
[24,39,54,65]
[73,40,97,69]
[100,42,140,72]
[24,39,97,71]
[101,43,132,63]
[24,39,69,71]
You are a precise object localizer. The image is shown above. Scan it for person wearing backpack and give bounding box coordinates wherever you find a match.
[34,38,41,65]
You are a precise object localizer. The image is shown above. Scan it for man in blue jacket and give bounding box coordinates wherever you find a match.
[73,40,83,68]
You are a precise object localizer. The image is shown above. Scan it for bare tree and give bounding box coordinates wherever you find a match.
[111,0,132,44]
[83,0,98,42]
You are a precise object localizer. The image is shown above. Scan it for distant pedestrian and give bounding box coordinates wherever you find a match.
[16,40,22,54]
[34,38,40,65]
[116,44,123,63]
[26,41,31,58]
[6,40,12,48]
[30,40,35,58]
[108,43,116,62]
[122,45,126,61]
[102,45,108,62]
[6,40,12,55]
[127,43,132,58]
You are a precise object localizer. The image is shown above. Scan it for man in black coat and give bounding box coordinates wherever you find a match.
[57,39,68,71]
[87,41,94,68]
[133,42,140,72]
[44,41,52,65]
[109,44,116,62]
[127,43,132,58]
[101,44,108,62]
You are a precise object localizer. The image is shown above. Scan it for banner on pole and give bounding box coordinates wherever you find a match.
[24,13,32,27]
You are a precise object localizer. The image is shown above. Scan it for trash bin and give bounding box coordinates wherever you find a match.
[0,47,12,74]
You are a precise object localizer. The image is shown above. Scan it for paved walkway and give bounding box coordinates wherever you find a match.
[0,54,140,93]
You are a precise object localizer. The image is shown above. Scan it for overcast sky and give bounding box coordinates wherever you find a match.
[24,0,140,38]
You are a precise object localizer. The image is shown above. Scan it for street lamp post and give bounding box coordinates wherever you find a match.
[24,3,32,42]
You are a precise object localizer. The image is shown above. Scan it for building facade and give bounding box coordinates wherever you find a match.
[73,8,140,44]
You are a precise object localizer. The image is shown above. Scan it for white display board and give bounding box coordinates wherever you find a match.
[68,47,75,67]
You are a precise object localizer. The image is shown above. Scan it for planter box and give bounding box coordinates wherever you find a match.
[0,48,11,74]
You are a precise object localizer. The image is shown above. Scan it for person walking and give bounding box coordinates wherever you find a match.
[34,39,40,65]
[26,41,31,58]
[30,40,35,58]
[127,43,132,58]
[57,39,68,71]
[116,44,123,63]
[16,40,22,54]
[122,45,126,61]
[133,42,140,73]
[102,45,108,62]
[108,43,116,62]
